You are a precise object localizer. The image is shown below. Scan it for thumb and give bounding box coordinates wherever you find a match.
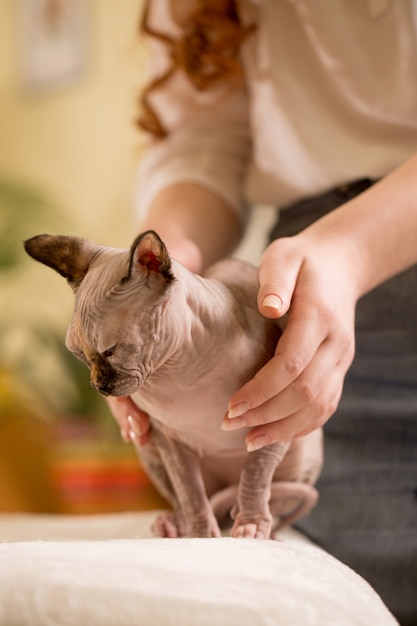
[106,396,151,446]
[257,240,301,319]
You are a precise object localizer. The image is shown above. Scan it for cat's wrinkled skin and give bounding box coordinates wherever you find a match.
[25,230,323,539]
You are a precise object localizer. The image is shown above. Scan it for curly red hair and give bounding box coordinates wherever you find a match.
[137,0,255,138]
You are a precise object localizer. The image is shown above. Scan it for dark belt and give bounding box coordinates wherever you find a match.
[269,178,375,241]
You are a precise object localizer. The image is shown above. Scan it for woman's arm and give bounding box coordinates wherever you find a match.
[139,182,242,273]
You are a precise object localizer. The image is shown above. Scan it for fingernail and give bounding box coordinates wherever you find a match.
[228,402,251,419]
[247,434,271,452]
[261,294,283,311]
[127,415,141,435]
[221,415,247,431]
[121,428,131,443]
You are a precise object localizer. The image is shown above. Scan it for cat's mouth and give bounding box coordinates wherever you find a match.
[90,373,141,398]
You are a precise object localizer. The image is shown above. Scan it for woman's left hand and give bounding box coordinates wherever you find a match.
[222,226,359,450]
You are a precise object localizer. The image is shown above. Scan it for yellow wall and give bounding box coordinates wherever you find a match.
[0,0,150,408]
[0,0,148,328]
[1,0,146,244]
[0,0,155,513]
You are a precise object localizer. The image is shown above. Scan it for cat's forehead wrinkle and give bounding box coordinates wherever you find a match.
[74,251,128,310]
[89,248,129,282]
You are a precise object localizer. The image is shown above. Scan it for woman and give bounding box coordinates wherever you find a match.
[108,2,417,623]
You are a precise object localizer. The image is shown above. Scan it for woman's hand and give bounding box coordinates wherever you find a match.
[223,156,417,450]
[223,224,360,450]
[106,396,151,446]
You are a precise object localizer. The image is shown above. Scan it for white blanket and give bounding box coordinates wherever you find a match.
[0,512,398,626]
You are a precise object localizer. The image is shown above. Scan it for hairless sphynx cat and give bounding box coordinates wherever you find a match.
[25,230,322,539]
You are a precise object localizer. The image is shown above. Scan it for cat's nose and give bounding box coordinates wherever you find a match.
[90,379,111,396]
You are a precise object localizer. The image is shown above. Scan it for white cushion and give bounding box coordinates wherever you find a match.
[0,512,398,626]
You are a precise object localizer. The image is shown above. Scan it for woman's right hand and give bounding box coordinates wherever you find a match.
[106,396,151,446]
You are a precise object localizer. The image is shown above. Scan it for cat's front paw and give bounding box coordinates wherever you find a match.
[152,510,186,538]
[231,513,272,539]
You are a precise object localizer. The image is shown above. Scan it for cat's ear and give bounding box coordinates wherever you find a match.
[124,230,175,283]
[24,234,99,290]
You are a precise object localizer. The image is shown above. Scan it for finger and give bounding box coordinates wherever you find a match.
[227,326,348,426]
[107,396,151,446]
[245,380,343,451]
[125,415,150,447]
[125,399,150,435]
[125,401,151,447]
[257,240,302,319]
[227,306,327,418]
[225,326,353,446]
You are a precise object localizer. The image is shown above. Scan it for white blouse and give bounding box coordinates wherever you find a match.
[135,0,417,225]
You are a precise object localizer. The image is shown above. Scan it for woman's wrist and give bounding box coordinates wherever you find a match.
[162,237,203,273]
[304,153,417,299]
[139,183,242,271]
[290,217,365,306]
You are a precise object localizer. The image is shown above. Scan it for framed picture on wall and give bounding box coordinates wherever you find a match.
[17,0,90,93]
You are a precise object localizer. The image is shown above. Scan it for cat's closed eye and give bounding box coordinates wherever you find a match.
[101,345,117,359]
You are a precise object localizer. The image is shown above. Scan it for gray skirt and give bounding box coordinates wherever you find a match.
[269,180,417,626]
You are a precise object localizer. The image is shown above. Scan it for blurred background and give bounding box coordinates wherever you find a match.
[0,0,273,517]
[0,0,167,515]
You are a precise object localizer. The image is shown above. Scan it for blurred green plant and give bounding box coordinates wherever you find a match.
[0,178,59,271]
[0,178,108,421]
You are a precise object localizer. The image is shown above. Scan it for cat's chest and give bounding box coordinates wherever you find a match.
[131,381,248,456]
[129,326,264,455]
